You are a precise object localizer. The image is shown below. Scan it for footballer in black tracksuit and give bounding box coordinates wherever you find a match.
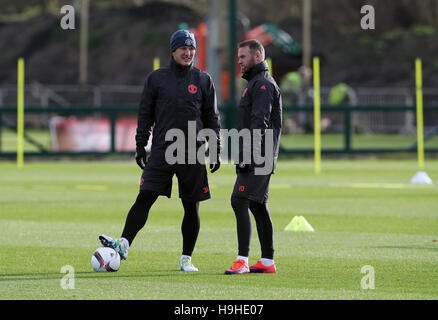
[231,59,282,261]
[100,30,221,270]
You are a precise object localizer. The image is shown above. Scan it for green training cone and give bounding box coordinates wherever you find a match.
[284,216,314,232]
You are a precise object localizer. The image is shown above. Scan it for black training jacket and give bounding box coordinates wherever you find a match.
[135,58,221,166]
[237,60,282,174]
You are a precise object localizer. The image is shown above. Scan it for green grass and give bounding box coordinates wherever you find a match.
[1,128,52,152]
[1,159,438,299]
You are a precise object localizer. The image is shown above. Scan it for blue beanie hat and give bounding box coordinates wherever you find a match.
[170,30,197,52]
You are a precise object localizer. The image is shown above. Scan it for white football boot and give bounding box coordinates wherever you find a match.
[179,256,198,272]
[99,234,129,260]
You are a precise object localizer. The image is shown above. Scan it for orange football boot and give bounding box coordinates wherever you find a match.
[224,259,250,274]
[249,261,276,273]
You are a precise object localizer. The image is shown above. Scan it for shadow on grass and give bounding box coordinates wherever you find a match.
[0,270,237,282]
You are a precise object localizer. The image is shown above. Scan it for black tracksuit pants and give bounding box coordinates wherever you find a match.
[231,196,274,259]
[121,189,200,257]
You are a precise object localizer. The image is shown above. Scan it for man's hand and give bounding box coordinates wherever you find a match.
[209,144,221,173]
[210,159,220,173]
[135,146,147,169]
[236,162,251,173]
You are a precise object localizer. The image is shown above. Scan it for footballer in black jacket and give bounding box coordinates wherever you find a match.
[225,39,282,275]
[99,30,221,273]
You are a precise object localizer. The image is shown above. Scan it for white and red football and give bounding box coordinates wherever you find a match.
[91,247,120,272]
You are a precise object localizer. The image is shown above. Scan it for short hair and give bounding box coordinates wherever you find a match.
[238,39,265,60]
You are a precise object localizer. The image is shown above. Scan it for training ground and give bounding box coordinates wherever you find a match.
[0,159,437,299]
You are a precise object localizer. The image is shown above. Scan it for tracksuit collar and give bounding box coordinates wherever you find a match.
[242,60,269,81]
[170,57,193,77]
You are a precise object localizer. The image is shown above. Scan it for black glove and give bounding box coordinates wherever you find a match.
[209,144,221,173]
[210,159,220,173]
[236,162,251,173]
[135,146,147,169]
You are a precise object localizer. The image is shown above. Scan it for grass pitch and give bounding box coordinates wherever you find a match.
[1,159,438,300]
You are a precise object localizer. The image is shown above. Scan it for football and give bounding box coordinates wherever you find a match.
[91,247,120,272]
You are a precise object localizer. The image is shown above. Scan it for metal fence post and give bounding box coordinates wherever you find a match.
[344,107,351,152]
[0,110,2,152]
[110,111,116,153]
